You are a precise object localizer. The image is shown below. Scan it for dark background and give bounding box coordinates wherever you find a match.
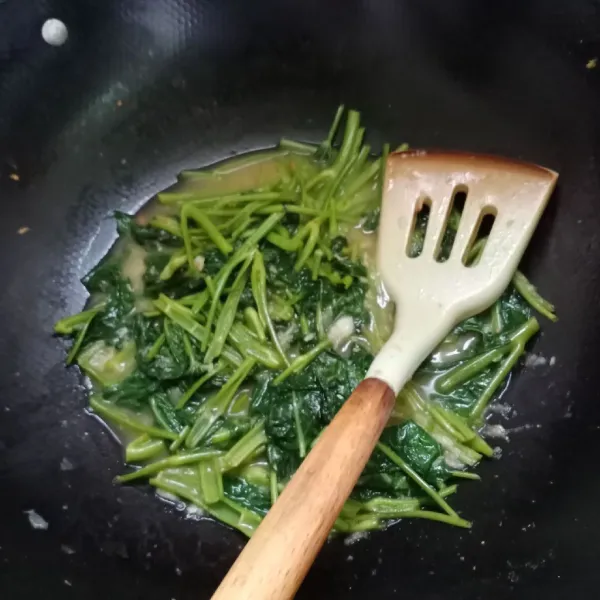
[1,0,600,598]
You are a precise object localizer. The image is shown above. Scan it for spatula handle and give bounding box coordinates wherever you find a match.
[212,377,395,600]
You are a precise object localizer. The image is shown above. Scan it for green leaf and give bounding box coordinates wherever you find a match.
[115,211,180,246]
[103,370,160,409]
[380,421,452,487]
[82,268,136,348]
[222,476,272,516]
[150,393,185,433]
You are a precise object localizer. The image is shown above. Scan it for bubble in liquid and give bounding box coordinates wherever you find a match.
[42,19,69,47]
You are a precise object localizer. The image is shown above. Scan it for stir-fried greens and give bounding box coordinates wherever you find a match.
[55,107,556,536]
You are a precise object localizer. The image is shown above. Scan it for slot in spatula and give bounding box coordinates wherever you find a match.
[212,151,558,600]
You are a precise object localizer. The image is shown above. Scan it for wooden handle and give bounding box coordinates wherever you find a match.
[212,377,395,600]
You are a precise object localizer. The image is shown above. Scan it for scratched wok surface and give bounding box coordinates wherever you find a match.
[1,1,600,598]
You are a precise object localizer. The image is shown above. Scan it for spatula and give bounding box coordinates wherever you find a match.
[212,151,558,600]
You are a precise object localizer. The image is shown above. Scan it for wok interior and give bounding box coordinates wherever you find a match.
[1,1,600,598]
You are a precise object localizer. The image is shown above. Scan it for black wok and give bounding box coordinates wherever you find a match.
[2,1,600,598]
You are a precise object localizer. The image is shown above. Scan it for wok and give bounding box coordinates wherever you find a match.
[1,1,600,598]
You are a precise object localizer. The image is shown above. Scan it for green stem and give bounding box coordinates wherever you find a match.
[222,421,267,470]
[251,251,290,367]
[505,316,540,345]
[66,311,98,364]
[204,261,251,364]
[125,435,165,463]
[325,129,365,235]
[159,251,187,281]
[221,345,244,368]
[259,205,322,217]
[513,271,557,322]
[169,425,190,452]
[55,306,103,335]
[322,104,345,151]
[270,470,279,505]
[465,237,488,265]
[238,464,271,488]
[294,220,322,271]
[467,433,495,458]
[191,290,210,314]
[181,204,233,270]
[186,358,256,448]
[279,139,318,154]
[231,216,254,240]
[491,302,503,333]
[216,199,273,232]
[204,213,284,344]
[393,510,471,529]
[274,339,332,384]
[470,317,539,420]
[341,144,371,190]
[266,229,302,252]
[376,442,458,517]
[431,404,475,442]
[451,470,481,481]
[159,190,284,206]
[341,515,381,532]
[207,201,301,219]
[90,397,178,441]
[148,214,182,237]
[428,404,470,443]
[436,346,508,393]
[344,158,380,199]
[182,333,203,373]
[402,385,485,465]
[306,110,360,192]
[299,314,309,337]
[433,405,494,457]
[331,110,361,174]
[228,322,284,370]
[469,344,523,421]
[333,514,384,534]
[362,497,420,514]
[198,458,224,504]
[340,498,364,519]
[148,467,207,505]
[244,307,266,342]
[116,449,221,483]
[315,281,325,339]
[144,333,167,361]
[439,484,459,498]
[235,213,285,254]
[149,470,262,537]
[291,392,307,458]
[311,249,323,281]
[315,307,325,340]
[154,295,208,345]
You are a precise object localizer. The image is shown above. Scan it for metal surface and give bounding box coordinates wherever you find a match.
[1,0,600,598]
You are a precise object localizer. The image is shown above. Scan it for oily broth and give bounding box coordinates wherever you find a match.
[345,226,395,354]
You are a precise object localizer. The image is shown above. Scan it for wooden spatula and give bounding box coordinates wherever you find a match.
[212,151,558,600]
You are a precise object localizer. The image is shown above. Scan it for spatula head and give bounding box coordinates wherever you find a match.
[378,151,557,325]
